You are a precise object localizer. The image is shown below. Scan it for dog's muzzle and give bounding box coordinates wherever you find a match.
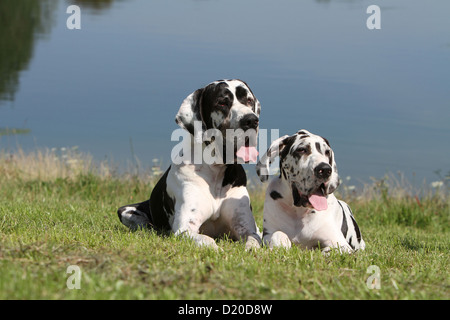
[314,162,332,180]
[234,114,259,163]
[239,114,259,131]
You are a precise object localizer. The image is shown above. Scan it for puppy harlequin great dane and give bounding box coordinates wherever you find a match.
[117,79,262,250]
[256,130,365,253]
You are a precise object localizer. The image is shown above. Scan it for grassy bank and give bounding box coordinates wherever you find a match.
[0,148,448,299]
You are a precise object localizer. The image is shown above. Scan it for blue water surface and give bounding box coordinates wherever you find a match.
[1,0,449,187]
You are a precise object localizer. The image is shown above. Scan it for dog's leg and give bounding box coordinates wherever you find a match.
[321,236,354,255]
[264,231,292,249]
[117,200,152,231]
[220,187,262,250]
[171,200,220,250]
[174,229,219,249]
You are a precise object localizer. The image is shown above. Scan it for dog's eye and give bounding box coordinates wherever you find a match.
[294,148,307,155]
[247,98,254,105]
[325,150,331,156]
[217,99,228,107]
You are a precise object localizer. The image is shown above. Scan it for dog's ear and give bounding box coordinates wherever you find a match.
[255,99,261,116]
[256,135,291,182]
[175,88,206,143]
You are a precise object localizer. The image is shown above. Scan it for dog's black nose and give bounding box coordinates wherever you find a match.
[314,162,332,180]
[239,114,259,131]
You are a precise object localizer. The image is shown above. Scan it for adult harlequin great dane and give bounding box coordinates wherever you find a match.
[117,79,262,250]
[256,130,365,253]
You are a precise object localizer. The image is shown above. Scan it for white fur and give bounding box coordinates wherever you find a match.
[259,130,365,253]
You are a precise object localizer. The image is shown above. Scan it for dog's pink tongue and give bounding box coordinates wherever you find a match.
[236,146,259,163]
[308,194,328,211]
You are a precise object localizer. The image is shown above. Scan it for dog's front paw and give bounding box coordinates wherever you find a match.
[244,234,262,250]
[198,237,220,250]
[267,231,292,249]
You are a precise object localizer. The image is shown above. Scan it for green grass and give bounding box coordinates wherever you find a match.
[0,127,30,137]
[0,150,448,299]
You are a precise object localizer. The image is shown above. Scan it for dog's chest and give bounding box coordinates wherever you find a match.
[290,213,325,245]
[196,166,232,198]
[275,204,333,247]
[174,164,233,216]
[208,179,233,219]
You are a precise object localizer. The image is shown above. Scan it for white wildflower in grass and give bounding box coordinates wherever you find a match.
[151,167,162,176]
[151,158,162,176]
[430,181,444,188]
[66,159,78,165]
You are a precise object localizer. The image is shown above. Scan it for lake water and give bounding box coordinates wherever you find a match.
[1,0,449,187]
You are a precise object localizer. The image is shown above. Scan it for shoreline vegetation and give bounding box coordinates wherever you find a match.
[0,147,448,299]
[1,146,448,199]
[0,128,31,137]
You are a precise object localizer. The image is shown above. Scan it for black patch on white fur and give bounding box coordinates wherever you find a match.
[236,85,252,107]
[277,135,297,179]
[315,142,322,154]
[270,190,283,200]
[338,201,348,238]
[321,136,330,147]
[222,164,247,188]
[149,167,174,231]
[117,200,152,226]
[291,183,308,207]
[292,144,311,159]
[262,225,269,238]
[326,149,333,166]
[350,214,362,243]
[279,135,297,172]
[200,81,234,130]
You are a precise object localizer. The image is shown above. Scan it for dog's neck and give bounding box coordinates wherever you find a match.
[173,137,226,165]
[175,138,246,182]
[277,176,314,215]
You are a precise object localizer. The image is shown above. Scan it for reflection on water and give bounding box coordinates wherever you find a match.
[1,0,449,186]
[72,0,118,14]
[0,0,123,105]
[0,0,57,103]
